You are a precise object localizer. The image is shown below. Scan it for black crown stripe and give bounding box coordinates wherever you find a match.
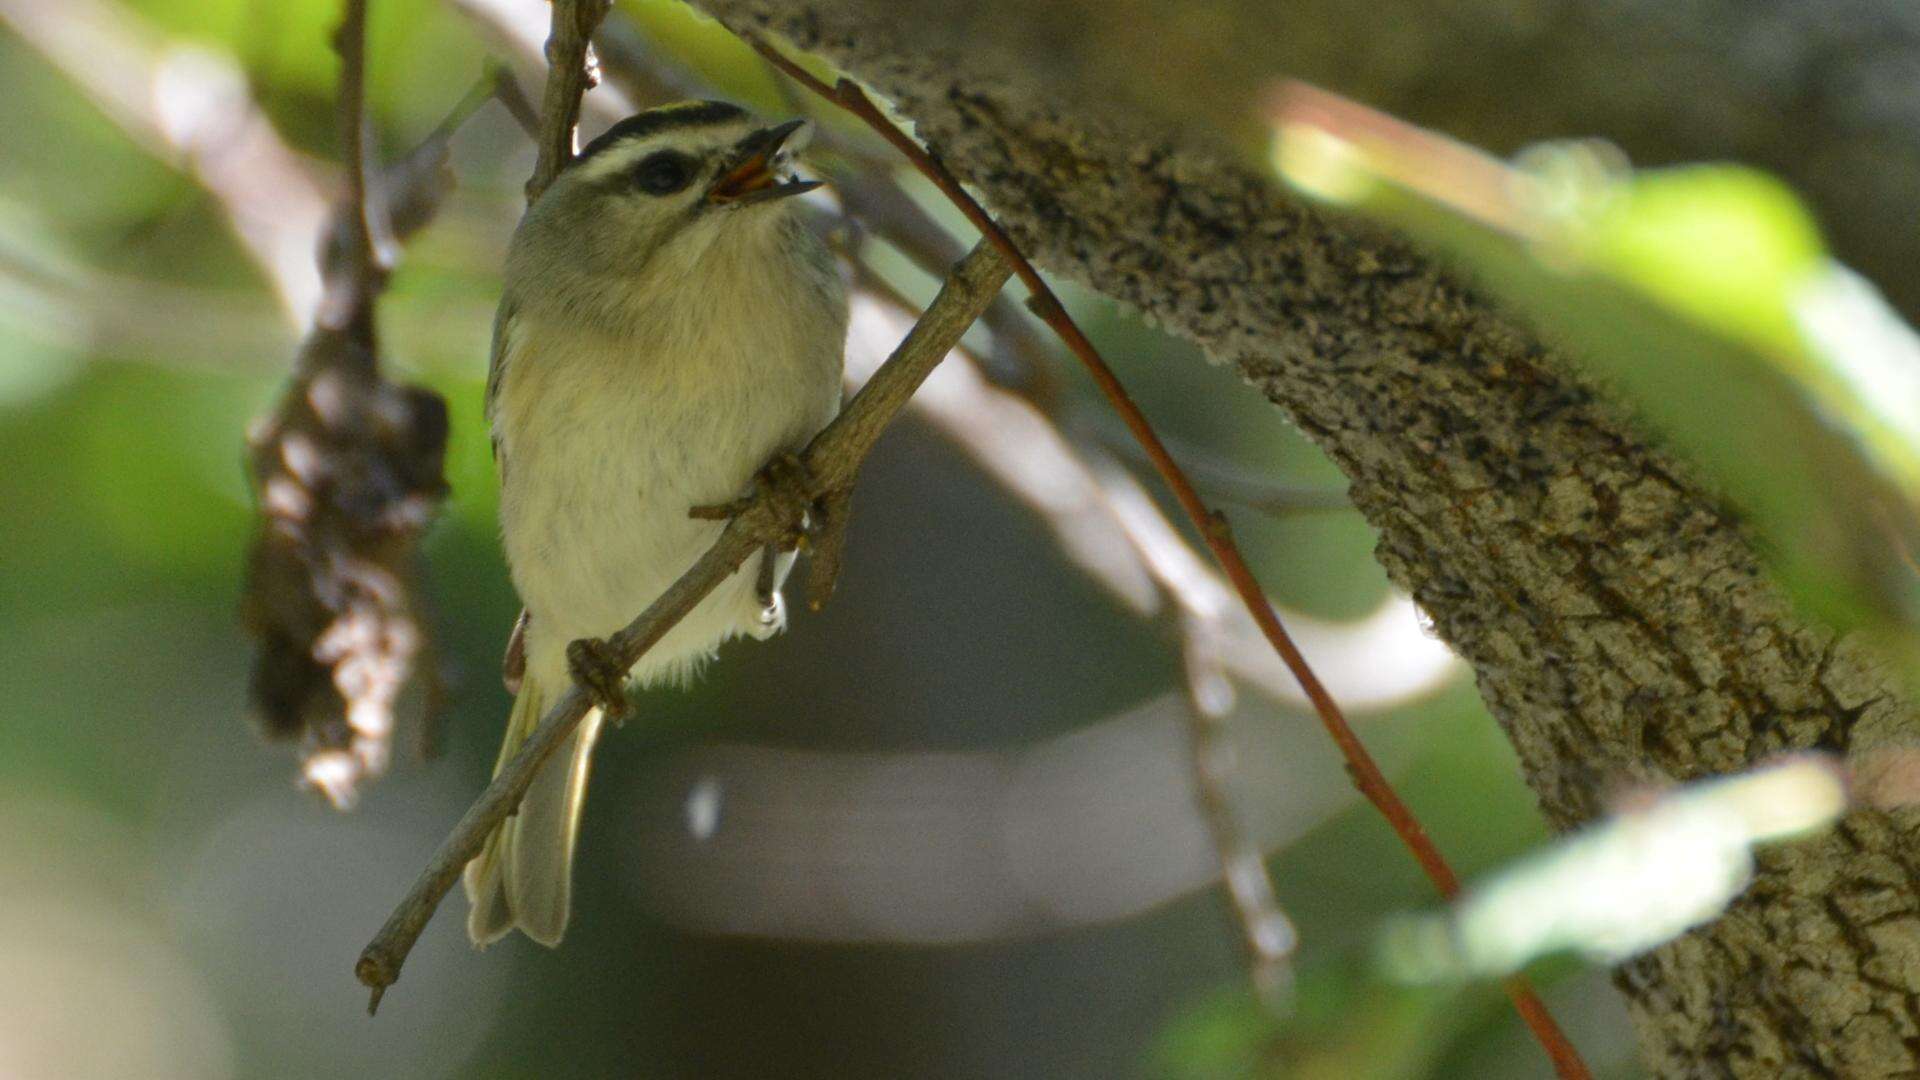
[572,101,751,166]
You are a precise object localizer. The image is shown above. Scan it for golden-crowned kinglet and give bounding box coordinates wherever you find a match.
[463,101,846,947]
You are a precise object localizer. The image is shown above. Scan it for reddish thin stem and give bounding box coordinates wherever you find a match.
[746,35,1591,1080]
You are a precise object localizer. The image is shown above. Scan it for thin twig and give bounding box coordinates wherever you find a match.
[745,36,1591,1079]
[863,267,1300,1002]
[1179,631,1297,1009]
[447,0,633,163]
[430,64,517,143]
[334,0,373,268]
[492,66,544,137]
[1074,410,1355,518]
[354,241,1014,1012]
[843,194,1061,397]
[320,0,382,336]
[523,0,611,204]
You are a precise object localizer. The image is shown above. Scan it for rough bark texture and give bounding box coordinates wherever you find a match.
[685,1,1920,1075]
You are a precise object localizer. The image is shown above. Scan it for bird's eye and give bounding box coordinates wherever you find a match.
[632,151,694,196]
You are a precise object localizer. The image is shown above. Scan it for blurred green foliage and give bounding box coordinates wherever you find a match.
[1572,165,1824,359]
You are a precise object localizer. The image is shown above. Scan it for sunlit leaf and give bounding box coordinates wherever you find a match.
[1561,162,1825,360]
[1378,755,1848,981]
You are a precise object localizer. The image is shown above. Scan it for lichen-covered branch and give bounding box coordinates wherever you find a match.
[690,1,1920,1075]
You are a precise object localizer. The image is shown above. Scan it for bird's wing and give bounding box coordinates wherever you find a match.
[484,297,518,478]
[484,300,533,700]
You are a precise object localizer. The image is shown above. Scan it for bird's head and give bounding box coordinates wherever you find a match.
[513,100,823,290]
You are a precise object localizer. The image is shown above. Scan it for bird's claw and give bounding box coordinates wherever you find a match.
[687,451,852,613]
[688,451,817,549]
[565,636,629,724]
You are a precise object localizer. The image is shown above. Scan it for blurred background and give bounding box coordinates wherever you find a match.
[0,0,1651,1076]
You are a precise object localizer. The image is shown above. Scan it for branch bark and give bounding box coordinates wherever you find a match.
[523,0,610,203]
[690,2,1920,1076]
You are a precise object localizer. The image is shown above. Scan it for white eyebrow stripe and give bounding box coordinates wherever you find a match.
[570,124,754,185]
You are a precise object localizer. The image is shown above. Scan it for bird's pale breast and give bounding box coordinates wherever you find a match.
[492,234,843,684]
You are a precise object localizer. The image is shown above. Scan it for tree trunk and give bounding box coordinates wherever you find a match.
[689,1,1920,1074]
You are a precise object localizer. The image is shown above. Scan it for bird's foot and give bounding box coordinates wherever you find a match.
[565,636,630,725]
[688,451,815,543]
[687,451,852,613]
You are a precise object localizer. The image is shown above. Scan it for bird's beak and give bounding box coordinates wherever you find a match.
[706,119,822,206]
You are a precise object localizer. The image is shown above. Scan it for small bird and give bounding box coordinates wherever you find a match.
[463,101,846,947]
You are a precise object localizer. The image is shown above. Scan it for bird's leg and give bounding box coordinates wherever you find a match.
[747,544,786,640]
[754,543,779,608]
[688,451,813,541]
[565,637,630,725]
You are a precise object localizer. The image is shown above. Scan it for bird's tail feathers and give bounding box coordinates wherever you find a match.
[462,667,606,948]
